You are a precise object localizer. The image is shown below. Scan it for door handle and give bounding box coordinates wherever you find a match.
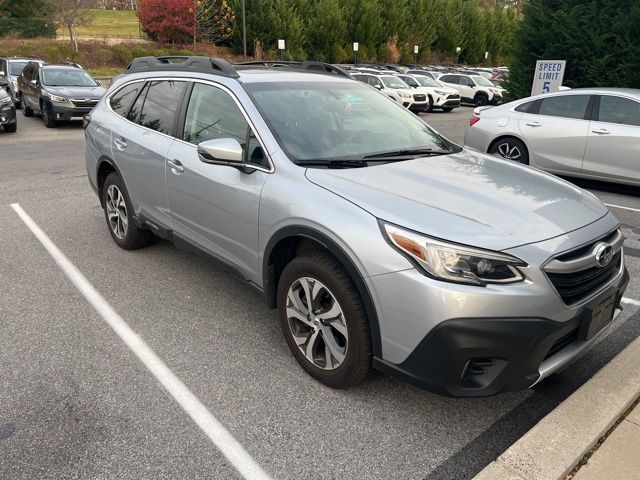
[167,159,184,174]
[592,128,611,135]
[114,137,127,150]
[525,121,542,127]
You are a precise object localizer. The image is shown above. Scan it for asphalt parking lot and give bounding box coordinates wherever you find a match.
[2,106,640,480]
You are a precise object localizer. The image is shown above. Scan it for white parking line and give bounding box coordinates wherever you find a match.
[10,203,273,480]
[604,203,640,213]
[622,297,640,307]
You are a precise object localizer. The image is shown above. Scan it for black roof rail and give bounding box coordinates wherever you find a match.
[124,56,239,78]
[234,60,350,77]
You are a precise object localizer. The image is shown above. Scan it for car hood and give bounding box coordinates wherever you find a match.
[305,150,608,251]
[45,85,105,98]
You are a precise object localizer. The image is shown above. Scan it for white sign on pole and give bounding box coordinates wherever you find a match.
[455,46,461,53]
[278,39,285,50]
[413,45,419,54]
[353,42,359,52]
[484,51,489,59]
[531,60,566,95]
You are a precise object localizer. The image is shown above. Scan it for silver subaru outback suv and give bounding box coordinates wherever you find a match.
[85,57,628,397]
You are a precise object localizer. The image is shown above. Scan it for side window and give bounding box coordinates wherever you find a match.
[515,101,535,113]
[126,82,148,123]
[368,76,382,88]
[183,83,267,168]
[137,80,186,135]
[109,82,142,117]
[461,77,475,87]
[597,96,640,127]
[539,95,590,120]
[441,75,458,84]
[0,60,5,74]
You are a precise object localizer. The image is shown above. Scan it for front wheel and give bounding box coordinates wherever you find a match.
[441,107,454,112]
[278,252,372,389]
[102,173,153,250]
[489,137,529,164]
[475,94,489,107]
[21,95,33,117]
[41,101,57,128]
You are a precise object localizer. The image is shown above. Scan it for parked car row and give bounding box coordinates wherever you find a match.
[0,56,106,132]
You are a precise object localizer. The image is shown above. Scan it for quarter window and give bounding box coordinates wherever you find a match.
[597,96,640,127]
[515,101,535,113]
[110,83,143,118]
[539,95,590,120]
[136,80,186,135]
[440,75,458,84]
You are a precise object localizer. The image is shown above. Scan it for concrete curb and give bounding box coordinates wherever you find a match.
[474,333,640,480]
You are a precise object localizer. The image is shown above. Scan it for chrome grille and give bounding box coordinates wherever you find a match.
[413,94,426,102]
[544,229,623,305]
[447,94,460,100]
[71,98,99,108]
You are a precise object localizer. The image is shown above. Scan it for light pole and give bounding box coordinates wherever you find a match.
[242,0,247,61]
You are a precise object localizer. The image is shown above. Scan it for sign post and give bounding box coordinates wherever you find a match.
[455,46,461,64]
[278,39,285,61]
[531,60,566,95]
[353,42,359,66]
[413,45,419,64]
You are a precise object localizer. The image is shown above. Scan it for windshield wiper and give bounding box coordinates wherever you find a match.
[297,159,369,168]
[363,148,451,159]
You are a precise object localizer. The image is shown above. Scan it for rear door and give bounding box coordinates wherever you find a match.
[165,81,270,281]
[110,79,187,229]
[581,94,640,183]
[517,94,592,173]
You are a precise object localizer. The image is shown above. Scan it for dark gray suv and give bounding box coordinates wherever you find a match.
[18,62,105,128]
[84,56,628,397]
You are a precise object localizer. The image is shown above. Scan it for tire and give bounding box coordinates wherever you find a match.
[441,107,453,112]
[277,252,372,389]
[474,93,489,107]
[489,137,529,165]
[41,101,57,128]
[102,172,153,250]
[426,96,434,113]
[3,122,17,133]
[20,94,33,117]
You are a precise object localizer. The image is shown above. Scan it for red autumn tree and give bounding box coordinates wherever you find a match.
[138,0,196,44]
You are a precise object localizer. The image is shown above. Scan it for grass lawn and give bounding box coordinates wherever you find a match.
[56,9,142,38]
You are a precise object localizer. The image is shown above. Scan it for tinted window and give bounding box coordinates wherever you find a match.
[515,101,535,113]
[137,80,186,135]
[539,95,590,120]
[440,75,458,84]
[110,82,143,117]
[460,76,475,87]
[598,96,640,127]
[367,76,382,88]
[127,82,148,123]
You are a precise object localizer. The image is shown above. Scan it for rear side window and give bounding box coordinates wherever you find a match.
[515,101,535,113]
[126,82,148,123]
[539,95,590,120]
[597,96,640,127]
[110,82,143,117]
[136,80,187,135]
[440,75,459,84]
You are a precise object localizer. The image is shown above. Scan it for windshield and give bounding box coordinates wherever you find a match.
[42,69,98,87]
[472,75,494,87]
[9,61,28,76]
[399,76,418,87]
[245,81,451,163]
[415,76,440,87]
[380,76,409,89]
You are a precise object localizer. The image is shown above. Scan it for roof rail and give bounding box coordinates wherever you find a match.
[124,56,239,78]
[234,60,350,77]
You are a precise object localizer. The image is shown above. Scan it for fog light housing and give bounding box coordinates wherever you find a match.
[460,358,507,389]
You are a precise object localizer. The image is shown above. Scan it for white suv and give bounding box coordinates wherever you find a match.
[352,73,429,112]
[437,73,503,106]
[397,74,460,112]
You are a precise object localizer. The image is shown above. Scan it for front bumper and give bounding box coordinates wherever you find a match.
[0,102,16,125]
[373,268,628,397]
[433,95,461,108]
[49,101,96,121]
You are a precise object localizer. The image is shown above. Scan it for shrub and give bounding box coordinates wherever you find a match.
[138,0,195,44]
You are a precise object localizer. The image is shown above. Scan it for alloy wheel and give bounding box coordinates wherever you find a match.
[42,103,49,126]
[106,185,128,239]
[497,142,522,161]
[286,277,348,371]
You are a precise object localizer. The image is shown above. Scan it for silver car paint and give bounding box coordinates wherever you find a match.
[87,71,624,371]
[464,88,640,186]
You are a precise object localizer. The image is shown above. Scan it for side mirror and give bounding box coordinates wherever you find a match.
[374,84,382,89]
[0,71,5,76]
[198,138,244,165]
[31,79,37,84]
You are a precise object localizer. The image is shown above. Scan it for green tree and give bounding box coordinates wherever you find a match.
[197,0,235,45]
[0,0,55,38]
[433,0,464,60]
[269,0,307,59]
[306,0,346,62]
[460,0,486,64]
[343,0,382,49]
[506,0,640,100]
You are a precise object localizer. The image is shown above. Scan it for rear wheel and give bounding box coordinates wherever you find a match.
[20,94,33,117]
[102,173,153,250]
[278,252,372,389]
[441,107,453,112]
[489,137,529,165]
[41,101,57,128]
[474,93,489,107]
[426,96,434,113]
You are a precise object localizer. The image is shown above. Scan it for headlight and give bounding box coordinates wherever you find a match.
[399,91,412,99]
[49,94,68,103]
[382,223,526,286]
[434,90,449,95]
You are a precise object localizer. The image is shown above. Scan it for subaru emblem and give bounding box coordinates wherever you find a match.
[595,243,614,268]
